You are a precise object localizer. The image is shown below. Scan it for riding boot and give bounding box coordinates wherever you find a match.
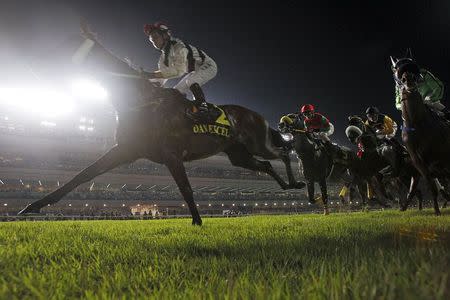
[190,83,209,112]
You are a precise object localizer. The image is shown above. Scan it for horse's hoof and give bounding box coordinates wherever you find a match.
[17,204,42,215]
[192,218,203,226]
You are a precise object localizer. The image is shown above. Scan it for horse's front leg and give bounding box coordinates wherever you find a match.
[319,178,329,215]
[403,174,420,211]
[164,153,202,225]
[306,180,315,204]
[19,145,137,215]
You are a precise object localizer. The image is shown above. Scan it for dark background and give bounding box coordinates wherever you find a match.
[1,0,449,144]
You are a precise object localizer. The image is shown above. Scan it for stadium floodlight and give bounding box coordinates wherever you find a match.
[356,201,359,204]
[208,203,211,207]
[283,203,286,206]
[47,204,50,206]
[79,125,86,131]
[103,204,107,207]
[70,78,108,101]
[182,204,185,207]
[274,203,277,206]
[243,203,246,206]
[3,203,7,206]
[0,86,75,118]
[255,203,258,206]
[221,203,224,207]
[196,204,199,207]
[331,202,334,205]
[85,203,88,207]
[68,203,72,207]
[291,202,295,206]
[264,203,268,206]
[232,203,235,206]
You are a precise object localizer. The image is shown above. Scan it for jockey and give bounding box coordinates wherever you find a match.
[392,56,446,115]
[364,106,397,140]
[300,104,334,143]
[278,113,302,133]
[365,107,403,177]
[142,22,218,119]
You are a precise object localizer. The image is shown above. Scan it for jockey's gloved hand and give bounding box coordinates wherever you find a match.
[278,122,290,133]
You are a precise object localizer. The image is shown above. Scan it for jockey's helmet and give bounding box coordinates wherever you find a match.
[144,22,170,36]
[300,104,315,119]
[366,106,379,122]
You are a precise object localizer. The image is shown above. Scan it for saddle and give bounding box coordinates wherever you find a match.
[187,103,232,138]
[186,102,223,124]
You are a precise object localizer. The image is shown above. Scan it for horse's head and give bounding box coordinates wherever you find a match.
[390,51,421,93]
[345,125,363,145]
[347,115,365,131]
[391,51,425,123]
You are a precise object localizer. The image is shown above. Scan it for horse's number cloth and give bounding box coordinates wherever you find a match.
[192,106,231,137]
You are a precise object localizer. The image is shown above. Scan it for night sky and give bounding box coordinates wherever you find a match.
[1,0,449,144]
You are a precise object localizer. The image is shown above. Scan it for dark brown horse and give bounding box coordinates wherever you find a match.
[18,30,305,224]
[396,60,450,215]
[288,122,334,214]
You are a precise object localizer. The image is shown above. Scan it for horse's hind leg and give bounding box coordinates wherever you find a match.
[280,153,305,189]
[18,145,136,215]
[427,177,441,215]
[225,144,292,190]
[253,127,304,189]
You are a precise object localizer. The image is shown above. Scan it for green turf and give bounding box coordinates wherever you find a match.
[0,210,450,300]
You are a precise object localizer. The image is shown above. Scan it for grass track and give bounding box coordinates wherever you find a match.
[1,210,450,299]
